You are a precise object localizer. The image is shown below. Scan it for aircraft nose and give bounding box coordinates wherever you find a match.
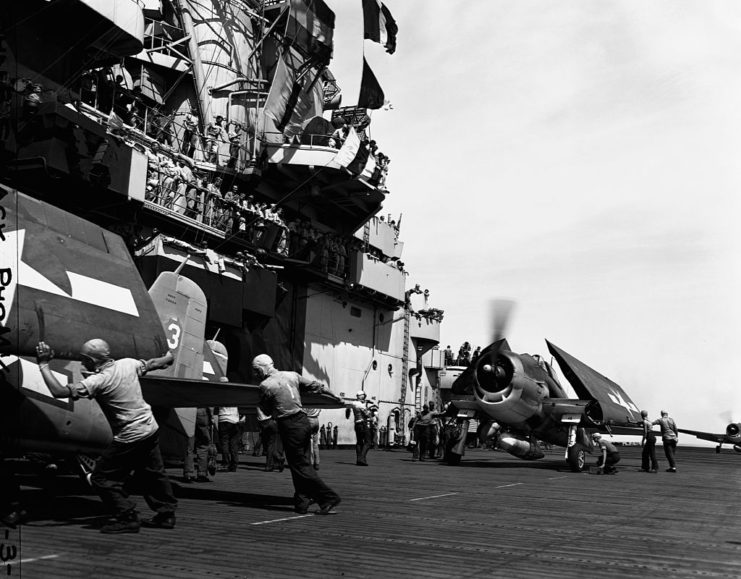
[476,354,512,394]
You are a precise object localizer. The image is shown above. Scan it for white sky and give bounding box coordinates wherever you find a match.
[325,0,741,441]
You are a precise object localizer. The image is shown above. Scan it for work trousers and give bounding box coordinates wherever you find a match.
[354,421,371,465]
[597,451,621,473]
[184,411,211,478]
[277,412,340,510]
[91,430,177,519]
[416,424,435,461]
[642,435,658,471]
[308,415,320,468]
[219,421,241,470]
[662,439,678,468]
[261,419,285,470]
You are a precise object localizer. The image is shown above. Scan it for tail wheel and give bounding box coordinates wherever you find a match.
[567,446,586,472]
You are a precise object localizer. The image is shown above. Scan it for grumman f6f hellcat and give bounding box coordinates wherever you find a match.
[444,337,642,472]
[679,421,741,454]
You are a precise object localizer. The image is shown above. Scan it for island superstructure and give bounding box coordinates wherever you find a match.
[1,0,443,445]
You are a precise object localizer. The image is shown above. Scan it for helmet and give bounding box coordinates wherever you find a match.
[80,339,111,362]
[356,390,366,399]
[591,432,602,440]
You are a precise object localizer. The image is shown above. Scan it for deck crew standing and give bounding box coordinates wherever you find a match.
[252,354,342,515]
[415,404,444,461]
[256,406,285,472]
[653,410,679,472]
[35,339,178,533]
[183,407,214,482]
[346,390,372,466]
[216,406,242,472]
[640,410,659,473]
[305,407,321,470]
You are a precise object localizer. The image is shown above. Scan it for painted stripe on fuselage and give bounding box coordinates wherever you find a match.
[1,356,70,400]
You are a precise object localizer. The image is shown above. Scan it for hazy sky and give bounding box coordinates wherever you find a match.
[325,1,741,440]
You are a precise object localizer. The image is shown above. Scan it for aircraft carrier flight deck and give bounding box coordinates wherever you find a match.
[7,445,741,579]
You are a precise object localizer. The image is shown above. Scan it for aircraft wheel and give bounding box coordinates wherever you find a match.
[567,446,586,472]
[716,445,721,454]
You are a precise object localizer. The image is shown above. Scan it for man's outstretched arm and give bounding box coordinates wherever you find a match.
[35,341,76,399]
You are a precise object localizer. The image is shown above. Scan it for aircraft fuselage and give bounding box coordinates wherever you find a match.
[0,355,112,456]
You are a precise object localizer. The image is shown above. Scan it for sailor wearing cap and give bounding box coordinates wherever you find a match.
[592,432,621,475]
[35,338,177,533]
[252,354,343,515]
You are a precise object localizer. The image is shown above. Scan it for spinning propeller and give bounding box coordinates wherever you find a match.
[479,299,516,388]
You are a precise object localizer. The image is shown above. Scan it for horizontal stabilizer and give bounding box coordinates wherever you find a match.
[546,341,641,426]
[141,375,345,409]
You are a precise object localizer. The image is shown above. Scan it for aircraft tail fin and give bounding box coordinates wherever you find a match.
[146,271,207,459]
[147,272,207,380]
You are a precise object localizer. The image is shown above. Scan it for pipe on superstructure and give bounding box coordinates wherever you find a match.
[175,0,209,123]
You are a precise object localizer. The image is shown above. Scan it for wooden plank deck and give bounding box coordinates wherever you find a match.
[6,445,741,578]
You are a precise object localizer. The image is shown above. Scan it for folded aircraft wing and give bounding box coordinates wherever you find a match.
[1,188,167,360]
[546,341,641,427]
[678,428,726,443]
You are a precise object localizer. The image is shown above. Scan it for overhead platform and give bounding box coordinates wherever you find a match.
[136,235,278,326]
[260,143,386,235]
[3,0,144,86]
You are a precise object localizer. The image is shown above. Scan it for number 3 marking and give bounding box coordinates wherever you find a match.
[167,321,181,349]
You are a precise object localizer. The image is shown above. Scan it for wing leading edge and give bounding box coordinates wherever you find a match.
[140,375,345,409]
[677,428,726,444]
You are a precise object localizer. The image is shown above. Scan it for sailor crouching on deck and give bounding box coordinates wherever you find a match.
[36,339,178,534]
[592,432,621,475]
[252,354,342,515]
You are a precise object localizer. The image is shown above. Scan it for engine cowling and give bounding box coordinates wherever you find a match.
[726,423,741,452]
[472,351,550,425]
